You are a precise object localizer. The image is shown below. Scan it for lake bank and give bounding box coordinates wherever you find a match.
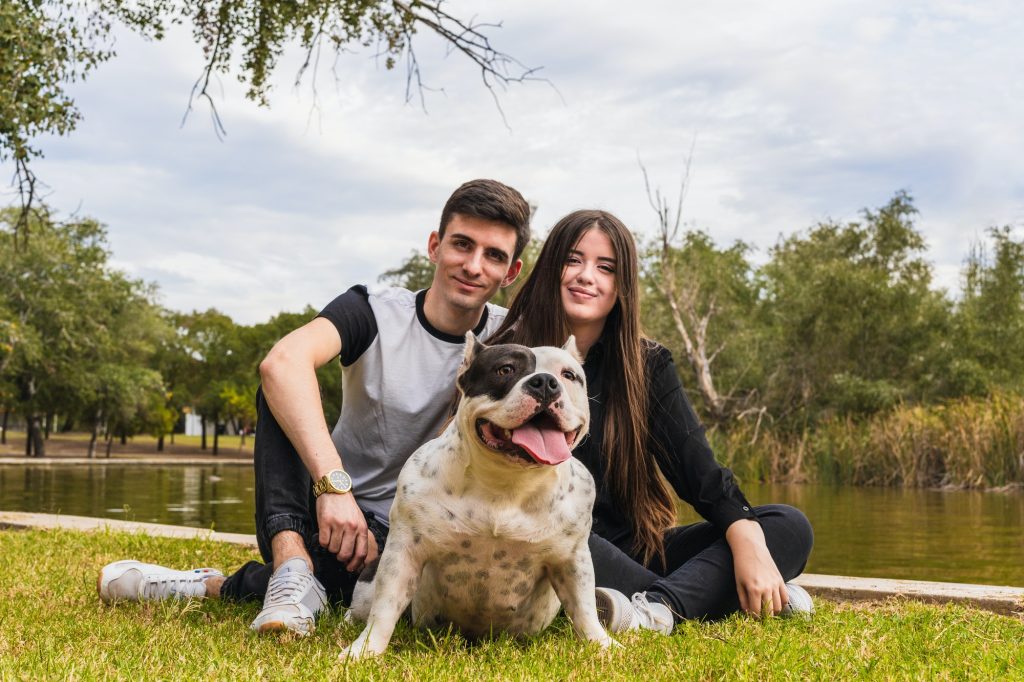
[0,430,254,459]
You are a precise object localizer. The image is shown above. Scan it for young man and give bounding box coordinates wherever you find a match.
[99,179,532,634]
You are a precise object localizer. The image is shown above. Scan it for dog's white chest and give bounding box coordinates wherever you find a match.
[412,529,562,637]
[390,446,591,638]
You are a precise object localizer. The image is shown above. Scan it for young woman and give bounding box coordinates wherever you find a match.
[490,209,813,631]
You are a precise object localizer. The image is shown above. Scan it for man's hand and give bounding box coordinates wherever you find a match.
[726,519,788,617]
[316,493,373,572]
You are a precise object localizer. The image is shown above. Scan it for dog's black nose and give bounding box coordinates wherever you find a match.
[524,373,561,403]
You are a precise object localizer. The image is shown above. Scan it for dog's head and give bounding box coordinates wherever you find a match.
[455,333,589,466]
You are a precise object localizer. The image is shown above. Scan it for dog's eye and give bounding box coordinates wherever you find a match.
[496,364,515,377]
[561,370,577,382]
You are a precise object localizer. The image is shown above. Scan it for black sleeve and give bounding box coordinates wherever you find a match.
[316,285,378,367]
[646,344,757,532]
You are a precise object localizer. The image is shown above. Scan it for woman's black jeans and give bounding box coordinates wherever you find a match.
[219,387,387,605]
[588,504,814,622]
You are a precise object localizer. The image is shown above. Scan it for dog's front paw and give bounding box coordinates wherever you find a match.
[339,635,380,662]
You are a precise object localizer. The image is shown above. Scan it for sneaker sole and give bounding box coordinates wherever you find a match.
[594,590,614,628]
[254,619,314,636]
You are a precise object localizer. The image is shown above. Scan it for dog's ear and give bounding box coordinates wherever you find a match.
[459,332,487,373]
[561,335,583,363]
[457,332,487,394]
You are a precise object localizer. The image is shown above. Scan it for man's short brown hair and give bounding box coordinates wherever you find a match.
[439,179,531,261]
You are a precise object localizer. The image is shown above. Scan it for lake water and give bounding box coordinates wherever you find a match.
[2,464,1021,587]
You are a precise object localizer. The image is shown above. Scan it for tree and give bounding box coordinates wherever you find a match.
[3,1,535,234]
[955,227,1024,393]
[1,1,113,243]
[757,192,953,423]
[1,206,107,455]
[82,363,165,457]
[0,205,168,456]
[75,275,169,457]
[641,230,764,424]
[379,250,435,292]
[174,309,242,454]
[639,163,764,424]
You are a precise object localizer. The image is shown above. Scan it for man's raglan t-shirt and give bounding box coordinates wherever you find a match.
[317,285,507,526]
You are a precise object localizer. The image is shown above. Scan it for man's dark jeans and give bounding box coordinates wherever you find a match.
[219,387,387,606]
[588,504,813,622]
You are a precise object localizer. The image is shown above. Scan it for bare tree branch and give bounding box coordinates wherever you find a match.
[641,149,733,422]
[182,1,230,140]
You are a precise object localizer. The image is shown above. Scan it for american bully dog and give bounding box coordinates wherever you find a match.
[341,334,613,659]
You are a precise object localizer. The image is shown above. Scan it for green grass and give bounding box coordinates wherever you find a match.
[2,530,1022,680]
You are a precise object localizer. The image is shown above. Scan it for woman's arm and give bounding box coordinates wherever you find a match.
[645,347,755,529]
[646,346,786,616]
[725,519,788,616]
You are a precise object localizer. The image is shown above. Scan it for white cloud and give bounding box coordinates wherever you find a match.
[5,0,1023,321]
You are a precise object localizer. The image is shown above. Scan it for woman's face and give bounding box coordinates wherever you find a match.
[560,228,618,330]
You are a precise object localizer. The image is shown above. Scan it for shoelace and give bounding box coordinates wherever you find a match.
[629,591,662,628]
[140,573,204,600]
[264,570,317,608]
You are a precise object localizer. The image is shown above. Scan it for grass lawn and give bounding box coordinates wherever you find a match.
[2,529,1022,680]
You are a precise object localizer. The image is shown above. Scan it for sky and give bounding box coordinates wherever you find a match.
[6,0,1023,324]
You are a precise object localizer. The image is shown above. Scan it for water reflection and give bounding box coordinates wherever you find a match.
[1,466,1021,586]
[0,465,255,533]
[739,482,1024,587]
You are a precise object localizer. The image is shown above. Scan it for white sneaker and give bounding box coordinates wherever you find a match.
[98,560,222,603]
[594,587,674,635]
[780,583,814,619]
[250,557,327,636]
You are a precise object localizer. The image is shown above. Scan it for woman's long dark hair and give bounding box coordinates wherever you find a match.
[491,210,676,566]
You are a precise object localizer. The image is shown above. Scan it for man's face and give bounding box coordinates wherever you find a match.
[428,214,522,311]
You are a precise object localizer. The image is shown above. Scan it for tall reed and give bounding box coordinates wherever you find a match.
[708,392,1024,488]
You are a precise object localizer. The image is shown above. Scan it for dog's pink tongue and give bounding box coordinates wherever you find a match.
[511,423,571,465]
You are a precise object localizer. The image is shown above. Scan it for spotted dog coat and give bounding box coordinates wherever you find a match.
[341,334,614,659]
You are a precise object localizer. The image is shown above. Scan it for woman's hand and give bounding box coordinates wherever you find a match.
[725,519,788,617]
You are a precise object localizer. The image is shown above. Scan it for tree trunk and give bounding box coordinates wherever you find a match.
[120,430,127,446]
[44,413,53,439]
[1,409,8,445]
[157,434,164,452]
[664,292,727,422]
[170,431,175,445]
[21,377,44,457]
[212,414,220,456]
[201,416,207,450]
[105,432,114,458]
[26,414,45,457]
[87,421,99,459]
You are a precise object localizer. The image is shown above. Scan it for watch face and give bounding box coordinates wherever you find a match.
[329,470,351,491]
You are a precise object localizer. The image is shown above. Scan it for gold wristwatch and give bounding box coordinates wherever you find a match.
[313,468,353,497]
